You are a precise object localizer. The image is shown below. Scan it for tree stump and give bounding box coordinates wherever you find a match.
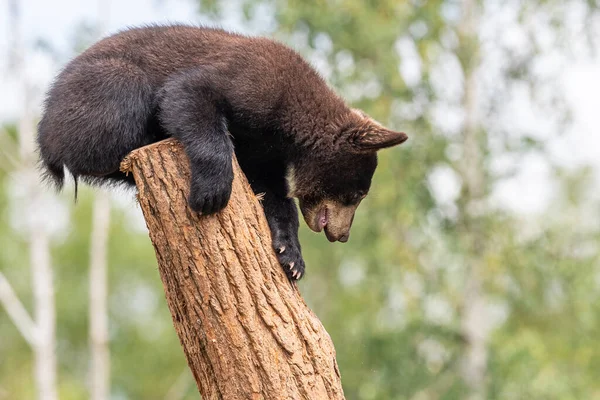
[120,139,345,400]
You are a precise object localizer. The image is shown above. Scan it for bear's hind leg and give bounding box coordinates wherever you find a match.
[38,58,156,190]
[242,160,306,281]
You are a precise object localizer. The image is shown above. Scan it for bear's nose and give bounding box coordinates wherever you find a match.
[338,233,349,243]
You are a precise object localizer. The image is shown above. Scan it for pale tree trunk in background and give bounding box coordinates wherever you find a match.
[89,2,111,399]
[21,52,59,400]
[458,0,488,399]
[9,1,58,399]
[29,193,57,400]
[89,191,111,400]
[0,271,37,346]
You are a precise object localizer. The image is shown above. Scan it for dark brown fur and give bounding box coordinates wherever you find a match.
[37,25,408,280]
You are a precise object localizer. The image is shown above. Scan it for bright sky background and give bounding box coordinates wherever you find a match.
[0,0,598,217]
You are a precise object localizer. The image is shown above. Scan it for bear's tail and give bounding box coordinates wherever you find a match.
[38,156,65,191]
[38,157,80,202]
[37,115,82,201]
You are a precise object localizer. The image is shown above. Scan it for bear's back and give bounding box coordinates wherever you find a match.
[69,25,303,85]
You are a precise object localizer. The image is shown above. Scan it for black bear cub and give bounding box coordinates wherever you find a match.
[37,25,408,280]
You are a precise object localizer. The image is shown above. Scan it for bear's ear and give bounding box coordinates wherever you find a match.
[347,109,408,151]
[353,126,408,151]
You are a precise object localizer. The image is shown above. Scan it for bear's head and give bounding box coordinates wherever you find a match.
[287,109,408,242]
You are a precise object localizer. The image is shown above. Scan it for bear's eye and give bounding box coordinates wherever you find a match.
[357,191,367,200]
[346,191,366,204]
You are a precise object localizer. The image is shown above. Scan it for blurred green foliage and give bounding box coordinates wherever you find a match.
[1,0,600,399]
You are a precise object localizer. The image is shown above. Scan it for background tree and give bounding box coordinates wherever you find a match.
[1,1,57,399]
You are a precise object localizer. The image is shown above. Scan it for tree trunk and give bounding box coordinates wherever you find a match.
[120,139,345,400]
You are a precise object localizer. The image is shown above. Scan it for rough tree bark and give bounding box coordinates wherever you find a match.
[120,139,345,400]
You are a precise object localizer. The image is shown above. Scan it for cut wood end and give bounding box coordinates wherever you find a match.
[120,139,182,173]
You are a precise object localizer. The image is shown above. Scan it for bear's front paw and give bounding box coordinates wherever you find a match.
[273,236,305,281]
[188,173,233,215]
